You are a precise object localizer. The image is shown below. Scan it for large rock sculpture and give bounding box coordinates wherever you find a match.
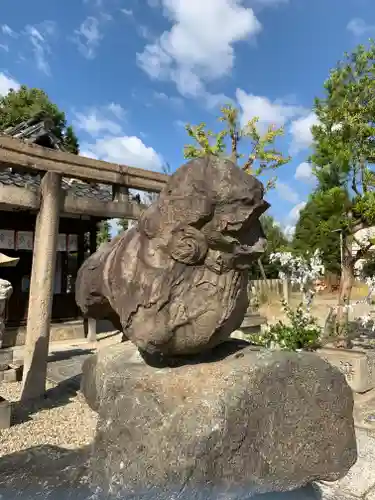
[76,156,357,499]
[81,341,357,499]
[76,156,269,358]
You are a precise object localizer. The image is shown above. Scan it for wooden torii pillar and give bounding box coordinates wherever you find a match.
[21,172,61,401]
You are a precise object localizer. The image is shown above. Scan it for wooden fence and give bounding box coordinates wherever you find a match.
[249,279,300,300]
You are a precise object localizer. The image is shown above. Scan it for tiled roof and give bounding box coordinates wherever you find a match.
[0,169,114,202]
[0,113,140,203]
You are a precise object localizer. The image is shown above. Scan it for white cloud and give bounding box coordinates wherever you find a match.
[289,111,318,154]
[283,225,295,239]
[252,0,288,4]
[82,136,163,171]
[0,72,20,96]
[347,18,375,37]
[174,119,186,128]
[204,92,233,110]
[72,17,102,59]
[276,181,299,204]
[24,21,56,75]
[121,8,133,16]
[153,91,184,108]
[288,201,306,222]
[106,102,126,119]
[1,24,17,37]
[73,104,125,137]
[236,89,306,129]
[0,44,9,52]
[295,162,315,184]
[282,201,306,239]
[137,0,261,97]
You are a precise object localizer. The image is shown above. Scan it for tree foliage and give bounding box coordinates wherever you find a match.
[248,215,289,279]
[116,163,171,235]
[309,41,375,345]
[311,42,375,223]
[97,220,110,247]
[292,188,349,275]
[0,85,79,154]
[184,104,290,190]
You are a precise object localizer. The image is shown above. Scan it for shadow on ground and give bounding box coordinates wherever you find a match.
[0,444,322,500]
[47,348,94,363]
[11,376,82,426]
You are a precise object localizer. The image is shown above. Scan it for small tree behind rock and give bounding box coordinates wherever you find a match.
[184,104,290,191]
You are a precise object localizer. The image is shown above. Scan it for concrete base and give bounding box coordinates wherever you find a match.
[316,347,375,394]
[353,389,375,431]
[0,397,11,429]
[239,313,267,336]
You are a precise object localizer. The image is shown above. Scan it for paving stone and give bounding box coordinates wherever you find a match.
[319,428,375,498]
[316,482,360,499]
[316,483,360,499]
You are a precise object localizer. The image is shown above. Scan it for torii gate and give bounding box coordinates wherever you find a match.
[0,136,168,400]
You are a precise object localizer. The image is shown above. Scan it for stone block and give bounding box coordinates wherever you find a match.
[316,347,375,393]
[3,367,21,383]
[0,397,11,429]
[236,313,267,337]
[0,348,13,371]
[82,341,357,498]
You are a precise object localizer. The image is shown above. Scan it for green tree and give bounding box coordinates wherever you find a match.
[292,188,350,275]
[116,163,171,234]
[184,104,290,190]
[116,218,128,234]
[0,85,79,154]
[97,220,110,247]
[310,41,375,347]
[248,215,289,279]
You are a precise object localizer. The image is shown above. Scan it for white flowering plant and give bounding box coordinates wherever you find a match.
[250,299,321,351]
[247,251,324,351]
[269,249,325,311]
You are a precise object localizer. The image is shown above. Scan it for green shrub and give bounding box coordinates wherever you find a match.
[248,300,321,351]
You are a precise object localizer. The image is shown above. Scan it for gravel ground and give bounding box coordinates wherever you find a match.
[0,381,97,458]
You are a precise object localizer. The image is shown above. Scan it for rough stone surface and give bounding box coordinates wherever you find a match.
[0,444,323,499]
[76,156,269,358]
[81,341,357,498]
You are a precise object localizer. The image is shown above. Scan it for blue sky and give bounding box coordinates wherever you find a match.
[0,0,374,235]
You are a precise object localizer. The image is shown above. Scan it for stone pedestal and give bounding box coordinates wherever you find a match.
[81,341,357,498]
[231,313,267,340]
[316,347,375,394]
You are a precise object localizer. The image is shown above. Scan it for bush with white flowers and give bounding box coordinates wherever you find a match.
[247,251,324,351]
